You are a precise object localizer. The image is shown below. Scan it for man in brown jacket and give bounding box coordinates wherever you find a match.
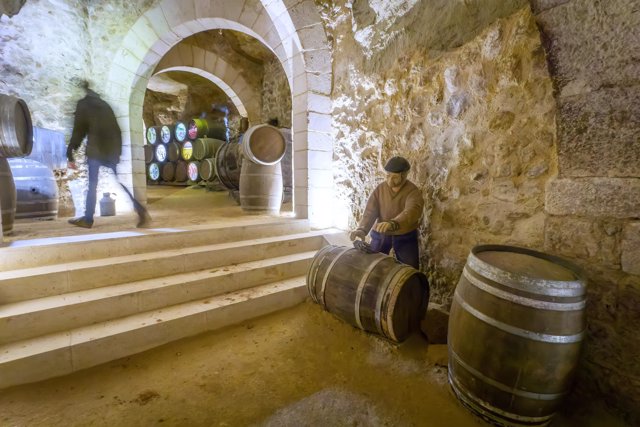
[349,156,424,268]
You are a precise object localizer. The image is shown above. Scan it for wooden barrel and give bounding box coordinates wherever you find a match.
[242,124,286,165]
[199,158,216,181]
[8,158,58,219]
[181,141,193,161]
[144,144,154,164]
[167,142,181,162]
[187,161,200,181]
[146,126,162,145]
[307,245,429,343]
[0,158,17,233]
[175,160,188,182]
[239,161,282,214]
[448,245,587,427]
[147,162,161,183]
[154,143,168,162]
[160,125,174,144]
[215,142,242,190]
[188,118,226,141]
[161,162,175,182]
[0,94,33,158]
[174,121,188,142]
[193,138,224,161]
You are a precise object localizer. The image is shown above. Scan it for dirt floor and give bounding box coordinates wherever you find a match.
[0,301,630,427]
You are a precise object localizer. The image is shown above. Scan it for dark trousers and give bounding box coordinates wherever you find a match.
[370,229,420,269]
[84,158,146,220]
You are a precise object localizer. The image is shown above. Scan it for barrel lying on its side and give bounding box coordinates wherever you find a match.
[307,245,429,343]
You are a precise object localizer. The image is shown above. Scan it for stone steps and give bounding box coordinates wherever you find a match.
[0,277,307,389]
[0,219,343,390]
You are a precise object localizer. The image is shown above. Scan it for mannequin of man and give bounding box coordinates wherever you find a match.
[349,156,424,269]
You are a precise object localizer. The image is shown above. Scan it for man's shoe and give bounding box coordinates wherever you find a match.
[68,217,93,229]
[136,211,152,228]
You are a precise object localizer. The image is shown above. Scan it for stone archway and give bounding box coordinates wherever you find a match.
[103,0,333,228]
[153,66,251,120]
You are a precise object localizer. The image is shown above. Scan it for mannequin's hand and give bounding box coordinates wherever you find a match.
[374,221,394,233]
[349,229,366,241]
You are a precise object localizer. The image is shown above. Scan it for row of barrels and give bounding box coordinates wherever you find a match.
[146,118,227,146]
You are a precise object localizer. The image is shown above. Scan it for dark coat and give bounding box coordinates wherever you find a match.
[66,90,121,164]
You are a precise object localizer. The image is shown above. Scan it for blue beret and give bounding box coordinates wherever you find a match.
[384,156,410,173]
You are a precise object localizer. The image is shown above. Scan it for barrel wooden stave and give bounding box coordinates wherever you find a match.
[239,162,282,214]
[448,244,586,426]
[307,245,428,343]
[0,94,33,158]
[199,158,216,181]
[174,160,188,182]
[161,162,175,181]
[8,158,58,219]
[193,138,224,161]
[0,158,17,233]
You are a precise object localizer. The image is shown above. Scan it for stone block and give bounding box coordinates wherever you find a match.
[534,1,639,95]
[303,48,332,74]
[557,86,640,177]
[622,222,640,276]
[286,0,320,29]
[297,23,330,50]
[546,178,640,219]
[420,303,449,344]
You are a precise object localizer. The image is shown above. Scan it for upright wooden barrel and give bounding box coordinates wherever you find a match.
[0,94,33,158]
[307,245,429,343]
[448,245,587,427]
[0,158,17,233]
[161,162,175,182]
[8,158,58,219]
[174,121,188,142]
[193,138,224,160]
[242,124,286,165]
[188,118,226,141]
[239,161,282,214]
[199,158,216,181]
[215,142,242,190]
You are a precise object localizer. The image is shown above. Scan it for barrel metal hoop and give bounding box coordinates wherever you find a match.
[354,255,388,331]
[467,247,586,297]
[450,348,567,402]
[463,268,586,311]
[448,371,556,426]
[375,263,407,337]
[306,245,335,304]
[319,247,352,309]
[384,267,416,342]
[454,291,585,344]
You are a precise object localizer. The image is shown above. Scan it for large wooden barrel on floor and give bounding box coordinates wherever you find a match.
[239,161,282,214]
[307,245,429,343]
[188,118,226,141]
[0,158,17,233]
[242,124,286,165]
[448,245,587,427]
[8,158,58,219]
[193,138,224,161]
[215,142,242,190]
[0,94,33,158]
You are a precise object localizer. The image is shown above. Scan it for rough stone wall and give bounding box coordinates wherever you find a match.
[531,0,640,421]
[261,57,292,127]
[324,4,556,302]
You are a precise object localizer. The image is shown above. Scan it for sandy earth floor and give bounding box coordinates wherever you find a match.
[0,186,631,426]
[0,302,630,427]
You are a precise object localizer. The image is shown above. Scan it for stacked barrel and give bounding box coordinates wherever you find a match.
[0,94,34,236]
[145,118,227,186]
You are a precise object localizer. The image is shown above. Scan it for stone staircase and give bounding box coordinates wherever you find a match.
[0,218,342,389]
